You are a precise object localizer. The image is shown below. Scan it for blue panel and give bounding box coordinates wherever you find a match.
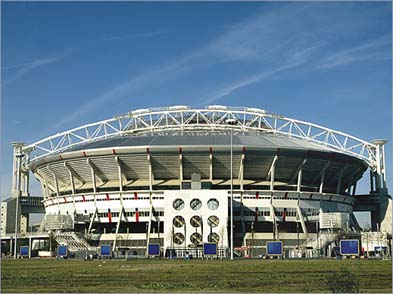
[267,241,283,255]
[340,240,359,255]
[148,244,160,256]
[203,243,217,255]
[20,246,29,257]
[57,245,68,257]
[100,245,111,256]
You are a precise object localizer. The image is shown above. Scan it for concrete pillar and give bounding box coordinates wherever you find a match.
[379,196,392,234]
[20,214,29,234]
[28,237,32,259]
[369,170,374,193]
[372,139,388,193]
[370,209,380,231]
[11,142,25,197]
[10,238,13,256]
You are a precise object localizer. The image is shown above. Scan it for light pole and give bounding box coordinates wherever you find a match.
[226,118,236,260]
[14,152,24,259]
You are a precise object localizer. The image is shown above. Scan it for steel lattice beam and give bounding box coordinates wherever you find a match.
[21,106,378,169]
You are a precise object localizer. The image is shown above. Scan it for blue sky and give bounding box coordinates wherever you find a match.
[1,1,392,224]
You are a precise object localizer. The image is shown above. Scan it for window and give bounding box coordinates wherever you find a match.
[173,198,185,211]
[190,198,202,210]
[207,198,219,210]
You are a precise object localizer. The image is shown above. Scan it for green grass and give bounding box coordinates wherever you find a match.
[1,259,392,293]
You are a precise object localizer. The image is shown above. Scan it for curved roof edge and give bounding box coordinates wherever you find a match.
[21,105,379,168]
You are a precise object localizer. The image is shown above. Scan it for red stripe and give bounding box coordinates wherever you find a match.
[82,195,86,202]
[106,193,110,201]
[242,146,246,153]
[59,155,63,160]
[112,149,117,155]
[209,147,213,154]
[108,209,112,223]
[135,208,139,222]
[179,147,182,153]
[63,197,67,203]
[134,192,138,200]
[283,209,287,222]
[284,192,288,199]
[82,151,87,157]
[256,192,259,199]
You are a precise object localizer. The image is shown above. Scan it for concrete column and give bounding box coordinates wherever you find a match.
[297,169,303,192]
[369,170,374,193]
[382,144,387,189]
[179,148,183,188]
[11,143,25,197]
[24,172,30,196]
[20,214,29,234]
[28,237,32,259]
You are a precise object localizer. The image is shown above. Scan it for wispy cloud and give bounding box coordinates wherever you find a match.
[1,49,72,87]
[199,5,391,105]
[2,29,170,88]
[315,36,391,69]
[46,64,177,134]
[102,30,172,42]
[40,5,326,132]
[43,3,391,134]
[2,57,59,86]
[202,44,323,105]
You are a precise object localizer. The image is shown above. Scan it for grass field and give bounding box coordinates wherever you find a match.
[1,258,392,293]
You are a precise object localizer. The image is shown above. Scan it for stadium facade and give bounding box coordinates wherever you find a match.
[3,106,392,257]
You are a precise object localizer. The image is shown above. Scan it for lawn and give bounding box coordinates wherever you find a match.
[1,259,392,293]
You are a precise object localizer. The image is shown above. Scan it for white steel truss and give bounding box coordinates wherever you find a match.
[22,105,379,170]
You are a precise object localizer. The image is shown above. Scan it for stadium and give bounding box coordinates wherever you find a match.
[2,105,391,258]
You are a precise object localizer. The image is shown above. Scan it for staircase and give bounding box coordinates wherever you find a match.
[44,215,74,230]
[54,231,97,255]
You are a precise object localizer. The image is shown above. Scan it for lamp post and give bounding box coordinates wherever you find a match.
[226,118,236,260]
[14,152,25,259]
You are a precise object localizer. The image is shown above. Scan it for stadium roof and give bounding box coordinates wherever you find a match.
[22,106,379,169]
[65,132,338,153]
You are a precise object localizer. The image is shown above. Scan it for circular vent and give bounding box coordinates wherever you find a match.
[173,216,185,228]
[190,215,202,228]
[208,233,220,243]
[174,232,185,245]
[207,215,219,227]
[190,232,202,245]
